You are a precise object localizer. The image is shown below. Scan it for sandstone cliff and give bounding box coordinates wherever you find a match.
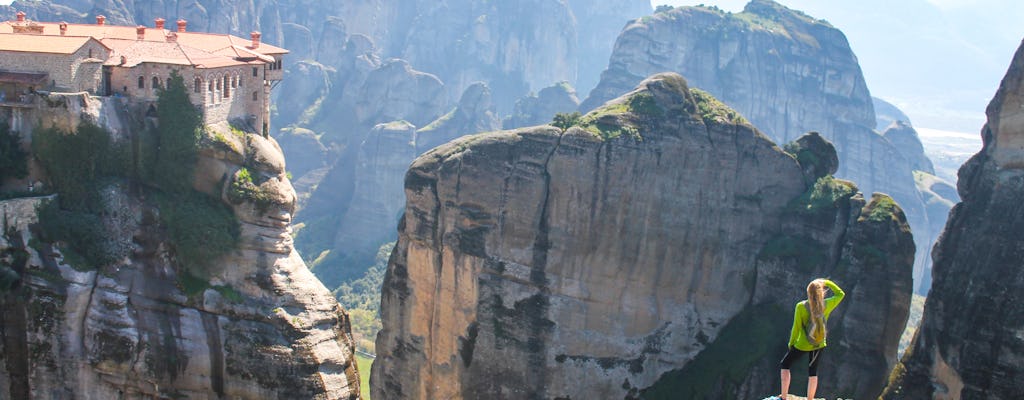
[882,38,1024,400]
[372,73,913,400]
[582,0,936,294]
[0,93,360,399]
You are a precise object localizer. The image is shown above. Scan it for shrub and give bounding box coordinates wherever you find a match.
[0,123,28,182]
[154,190,239,273]
[551,112,582,131]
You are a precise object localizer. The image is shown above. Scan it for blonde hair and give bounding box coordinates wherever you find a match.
[806,278,827,345]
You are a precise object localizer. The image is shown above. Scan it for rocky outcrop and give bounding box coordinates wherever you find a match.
[882,38,1024,400]
[581,0,935,293]
[873,97,912,132]
[398,0,577,113]
[0,94,360,399]
[883,121,935,175]
[415,82,502,153]
[504,81,581,129]
[566,0,651,95]
[373,73,913,400]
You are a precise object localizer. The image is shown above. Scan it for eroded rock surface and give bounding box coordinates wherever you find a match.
[582,0,935,294]
[0,95,360,399]
[882,37,1024,400]
[373,73,912,400]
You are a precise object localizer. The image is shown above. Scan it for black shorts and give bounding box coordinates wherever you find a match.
[779,347,823,376]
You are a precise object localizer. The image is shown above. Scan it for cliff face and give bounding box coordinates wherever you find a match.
[372,73,913,400]
[582,0,935,293]
[0,94,360,399]
[882,38,1024,400]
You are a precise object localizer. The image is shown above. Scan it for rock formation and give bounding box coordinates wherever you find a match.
[0,93,360,398]
[882,38,1024,400]
[873,97,912,132]
[581,0,936,293]
[373,73,913,400]
[565,0,651,95]
[505,81,581,129]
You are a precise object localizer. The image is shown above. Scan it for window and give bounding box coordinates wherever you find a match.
[209,81,214,92]
[232,76,238,88]
[194,77,202,93]
[223,76,230,98]
[253,67,258,77]
[216,77,221,91]
[277,59,282,70]
[252,91,258,101]
[152,76,160,89]
[138,76,144,89]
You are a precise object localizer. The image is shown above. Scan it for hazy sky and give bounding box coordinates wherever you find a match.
[651,0,1024,134]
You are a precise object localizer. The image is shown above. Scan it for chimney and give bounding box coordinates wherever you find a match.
[166,32,177,43]
[154,18,165,30]
[96,15,106,25]
[59,22,68,36]
[136,25,145,40]
[176,19,186,32]
[15,11,25,22]
[250,31,261,48]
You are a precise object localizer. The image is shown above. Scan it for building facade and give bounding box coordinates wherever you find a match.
[0,12,287,135]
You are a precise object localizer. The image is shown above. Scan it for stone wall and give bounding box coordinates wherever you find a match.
[0,43,108,93]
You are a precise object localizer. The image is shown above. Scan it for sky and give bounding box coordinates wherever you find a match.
[650,0,1024,135]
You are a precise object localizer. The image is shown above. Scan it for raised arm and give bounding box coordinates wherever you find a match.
[823,279,845,315]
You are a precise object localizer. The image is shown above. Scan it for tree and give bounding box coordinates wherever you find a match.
[153,70,203,193]
[0,123,28,182]
[551,111,582,131]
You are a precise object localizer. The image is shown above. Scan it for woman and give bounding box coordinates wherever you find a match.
[772,278,845,400]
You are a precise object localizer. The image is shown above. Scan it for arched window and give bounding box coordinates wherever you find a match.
[223,76,230,98]
[152,76,160,89]
[232,76,238,88]
[138,76,144,89]
[194,77,202,93]
[252,91,258,101]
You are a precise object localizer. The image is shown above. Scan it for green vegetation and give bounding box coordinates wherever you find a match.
[863,194,900,223]
[758,234,826,273]
[227,167,276,210]
[419,109,455,133]
[626,92,664,117]
[356,353,373,399]
[783,141,822,171]
[787,175,857,216]
[155,191,239,272]
[177,269,244,303]
[32,120,132,268]
[690,88,748,125]
[32,70,238,278]
[641,303,791,399]
[152,72,203,193]
[0,123,28,182]
[550,112,582,131]
[334,242,393,353]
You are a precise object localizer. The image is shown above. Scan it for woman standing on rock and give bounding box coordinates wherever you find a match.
[771,278,845,400]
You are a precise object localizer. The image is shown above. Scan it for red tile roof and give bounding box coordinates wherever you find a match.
[0,19,286,69]
[0,33,100,54]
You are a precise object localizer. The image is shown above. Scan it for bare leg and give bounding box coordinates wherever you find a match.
[806,376,818,400]
[780,369,790,399]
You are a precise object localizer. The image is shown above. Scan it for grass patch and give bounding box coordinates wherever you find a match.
[690,89,748,125]
[419,109,456,133]
[356,353,373,399]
